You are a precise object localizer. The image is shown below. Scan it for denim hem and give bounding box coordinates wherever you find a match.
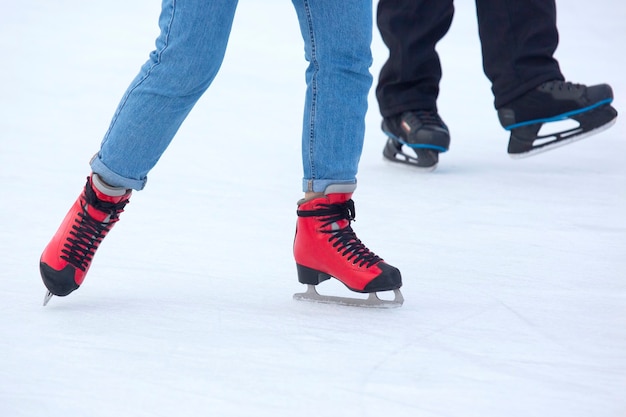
[302,179,356,194]
[90,154,147,191]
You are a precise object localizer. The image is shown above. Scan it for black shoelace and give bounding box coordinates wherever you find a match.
[298,199,382,268]
[541,80,582,92]
[404,110,445,127]
[60,184,128,271]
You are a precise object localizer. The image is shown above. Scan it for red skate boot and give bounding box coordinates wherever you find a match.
[40,174,131,305]
[293,190,403,307]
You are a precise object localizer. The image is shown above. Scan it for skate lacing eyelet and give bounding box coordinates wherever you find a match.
[543,80,582,92]
[61,212,114,271]
[299,200,382,268]
[60,190,128,271]
[406,110,444,127]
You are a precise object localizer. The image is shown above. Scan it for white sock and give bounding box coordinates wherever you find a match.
[92,173,128,197]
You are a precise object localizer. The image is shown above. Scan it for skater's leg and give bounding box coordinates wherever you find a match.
[291,0,373,193]
[375,0,453,170]
[376,0,454,117]
[290,0,402,303]
[475,0,563,108]
[91,0,239,190]
[475,0,617,156]
[41,0,239,300]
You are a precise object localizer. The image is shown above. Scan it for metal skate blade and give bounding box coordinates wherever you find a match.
[293,285,404,308]
[382,138,440,171]
[510,118,617,159]
[43,291,53,306]
[383,154,438,172]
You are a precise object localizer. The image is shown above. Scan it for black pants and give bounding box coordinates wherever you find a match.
[376,0,564,117]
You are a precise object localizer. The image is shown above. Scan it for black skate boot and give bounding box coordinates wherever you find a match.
[381,110,450,171]
[498,80,618,157]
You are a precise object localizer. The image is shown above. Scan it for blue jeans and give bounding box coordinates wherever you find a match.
[90,0,373,193]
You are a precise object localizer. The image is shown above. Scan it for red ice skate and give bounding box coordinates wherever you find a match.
[293,190,403,307]
[40,174,131,305]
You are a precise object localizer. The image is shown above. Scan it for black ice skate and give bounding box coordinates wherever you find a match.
[381,110,450,171]
[498,80,618,157]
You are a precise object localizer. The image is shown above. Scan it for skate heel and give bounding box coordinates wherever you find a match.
[296,264,331,285]
[507,124,541,154]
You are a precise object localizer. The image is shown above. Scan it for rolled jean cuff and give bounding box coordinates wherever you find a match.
[90,154,147,191]
[303,179,357,194]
